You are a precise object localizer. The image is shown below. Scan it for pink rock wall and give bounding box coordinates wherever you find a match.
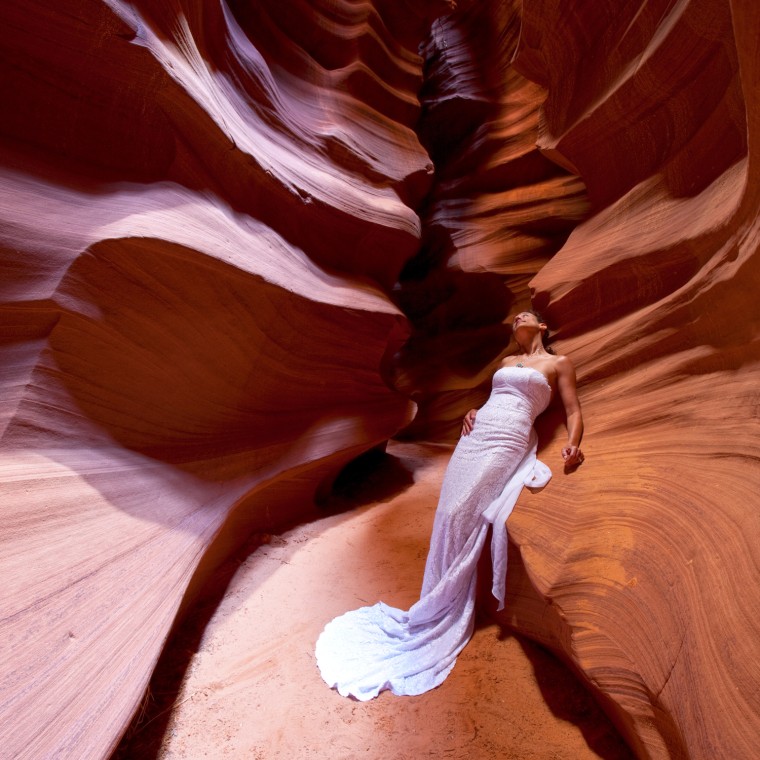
[0,0,448,756]
[486,1,760,758]
[395,0,760,756]
[2,0,759,758]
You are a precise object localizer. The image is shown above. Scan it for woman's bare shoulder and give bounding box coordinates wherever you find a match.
[550,354,577,375]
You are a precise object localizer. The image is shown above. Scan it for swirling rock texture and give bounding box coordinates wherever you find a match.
[397,0,759,755]
[490,1,760,759]
[393,0,590,440]
[0,0,448,756]
[1,1,759,760]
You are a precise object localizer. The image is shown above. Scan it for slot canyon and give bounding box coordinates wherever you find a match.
[1,0,758,758]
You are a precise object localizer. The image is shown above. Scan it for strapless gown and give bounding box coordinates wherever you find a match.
[315,366,552,700]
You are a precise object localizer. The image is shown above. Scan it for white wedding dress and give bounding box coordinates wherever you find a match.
[316,366,552,700]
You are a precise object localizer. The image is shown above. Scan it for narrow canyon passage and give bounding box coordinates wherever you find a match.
[2,1,759,756]
[117,443,632,760]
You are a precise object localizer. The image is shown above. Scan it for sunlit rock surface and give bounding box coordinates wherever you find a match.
[0,0,446,756]
[2,0,759,758]
[486,1,760,759]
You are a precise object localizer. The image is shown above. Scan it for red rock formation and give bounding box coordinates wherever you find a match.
[394,0,760,756]
[0,0,448,756]
[394,0,589,440]
[2,0,759,758]
[485,0,760,758]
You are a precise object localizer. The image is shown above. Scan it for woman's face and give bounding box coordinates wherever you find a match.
[512,312,540,331]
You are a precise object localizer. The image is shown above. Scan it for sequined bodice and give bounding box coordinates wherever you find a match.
[487,366,552,422]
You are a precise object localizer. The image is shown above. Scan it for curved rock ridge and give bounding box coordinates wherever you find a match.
[0,0,448,756]
[393,0,590,441]
[484,0,759,758]
[2,0,759,758]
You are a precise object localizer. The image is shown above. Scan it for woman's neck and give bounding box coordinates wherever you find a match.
[516,336,546,356]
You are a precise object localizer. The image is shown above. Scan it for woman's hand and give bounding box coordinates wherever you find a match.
[562,444,585,470]
[461,408,478,436]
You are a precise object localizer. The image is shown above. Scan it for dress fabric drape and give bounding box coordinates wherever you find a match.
[316,367,552,700]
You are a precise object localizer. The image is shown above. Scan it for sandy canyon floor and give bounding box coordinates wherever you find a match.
[116,443,633,760]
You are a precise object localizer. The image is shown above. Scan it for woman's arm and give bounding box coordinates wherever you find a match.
[555,355,584,469]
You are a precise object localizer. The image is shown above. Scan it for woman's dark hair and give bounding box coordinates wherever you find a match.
[528,310,556,355]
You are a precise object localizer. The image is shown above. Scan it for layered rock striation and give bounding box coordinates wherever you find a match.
[393,0,589,440]
[487,1,760,758]
[1,0,759,758]
[0,0,447,756]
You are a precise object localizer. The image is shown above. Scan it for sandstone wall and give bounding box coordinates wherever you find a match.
[391,0,760,756]
[486,1,759,757]
[0,0,448,756]
[1,0,758,758]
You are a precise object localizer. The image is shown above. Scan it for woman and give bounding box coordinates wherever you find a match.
[316,310,584,700]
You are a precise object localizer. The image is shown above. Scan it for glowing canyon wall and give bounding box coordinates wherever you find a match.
[1,0,758,758]
[492,1,760,758]
[0,0,444,755]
